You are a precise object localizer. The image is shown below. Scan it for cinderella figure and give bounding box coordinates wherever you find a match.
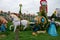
[48,18,58,36]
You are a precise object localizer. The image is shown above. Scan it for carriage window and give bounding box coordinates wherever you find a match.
[41,17,45,23]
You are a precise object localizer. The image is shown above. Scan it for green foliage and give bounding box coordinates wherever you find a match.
[40,10,46,16]
[0,28,60,40]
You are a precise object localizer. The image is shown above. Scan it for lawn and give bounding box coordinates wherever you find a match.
[0,21,60,40]
[0,29,60,40]
[0,27,60,40]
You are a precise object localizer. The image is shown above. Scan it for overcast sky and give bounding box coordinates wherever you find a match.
[0,0,60,16]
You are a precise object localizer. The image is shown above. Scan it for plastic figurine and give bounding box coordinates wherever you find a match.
[40,0,48,13]
[48,18,58,36]
[32,21,40,36]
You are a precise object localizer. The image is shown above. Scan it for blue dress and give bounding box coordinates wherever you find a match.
[0,24,6,31]
[48,21,58,36]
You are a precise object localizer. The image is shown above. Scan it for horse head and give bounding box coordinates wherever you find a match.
[9,14,20,21]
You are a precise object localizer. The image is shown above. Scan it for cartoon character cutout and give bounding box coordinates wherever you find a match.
[40,0,48,13]
[40,0,47,6]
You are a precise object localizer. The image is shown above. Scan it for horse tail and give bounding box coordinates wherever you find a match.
[9,25,14,30]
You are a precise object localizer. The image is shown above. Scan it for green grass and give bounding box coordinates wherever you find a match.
[0,30,60,40]
[0,21,60,40]
[0,27,60,40]
[16,29,60,40]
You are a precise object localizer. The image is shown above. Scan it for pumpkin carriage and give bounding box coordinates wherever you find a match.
[32,15,48,34]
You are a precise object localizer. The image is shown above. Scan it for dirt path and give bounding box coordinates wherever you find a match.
[15,29,19,40]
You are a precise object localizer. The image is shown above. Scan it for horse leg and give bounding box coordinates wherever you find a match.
[10,25,14,30]
[14,25,17,32]
[23,25,27,30]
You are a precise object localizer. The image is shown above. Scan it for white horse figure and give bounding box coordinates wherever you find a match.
[9,14,29,32]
